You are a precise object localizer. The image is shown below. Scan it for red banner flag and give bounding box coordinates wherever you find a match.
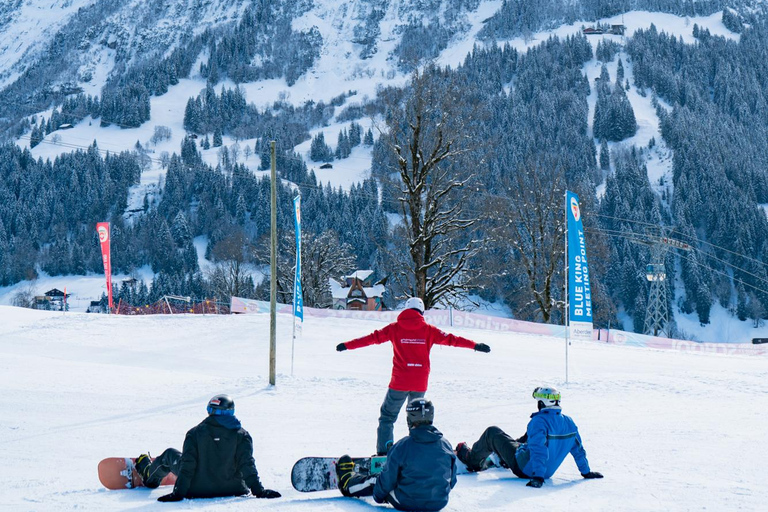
[96,222,113,312]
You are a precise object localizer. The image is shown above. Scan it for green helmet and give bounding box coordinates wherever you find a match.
[532,386,561,408]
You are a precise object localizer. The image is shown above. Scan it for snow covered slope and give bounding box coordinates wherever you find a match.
[1,306,766,511]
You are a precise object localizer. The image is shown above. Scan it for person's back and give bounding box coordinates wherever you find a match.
[515,407,589,480]
[137,394,280,502]
[374,424,456,511]
[177,415,255,498]
[337,398,457,511]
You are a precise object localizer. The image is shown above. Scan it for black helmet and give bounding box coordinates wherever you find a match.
[207,394,235,416]
[406,398,434,428]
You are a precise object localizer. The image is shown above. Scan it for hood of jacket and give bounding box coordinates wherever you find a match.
[204,414,242,431]
[409,424,444,444]
[397,308,427,330]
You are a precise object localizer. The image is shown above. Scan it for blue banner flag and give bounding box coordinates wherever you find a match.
[293,195,303,324]
[566,191,592,340]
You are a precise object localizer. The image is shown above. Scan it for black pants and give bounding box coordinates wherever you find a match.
[144,448,182,488]
[466,426,528,478]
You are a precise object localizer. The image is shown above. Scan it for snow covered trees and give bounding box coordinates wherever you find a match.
[593,64,637,142]
[310,133,333,162]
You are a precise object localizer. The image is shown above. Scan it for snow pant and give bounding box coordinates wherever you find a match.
[341,473,402,509]
[466,426,528,478]
[144,448,182,488]
[377,388,425,454]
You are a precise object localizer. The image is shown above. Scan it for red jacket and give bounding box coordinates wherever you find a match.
[343,309,478,392]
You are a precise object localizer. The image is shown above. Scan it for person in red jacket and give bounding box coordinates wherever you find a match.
[336,297,491,455]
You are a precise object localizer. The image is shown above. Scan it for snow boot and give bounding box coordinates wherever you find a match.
[455,442,474,468]
[135,453,152,483]
[336,455,355,496]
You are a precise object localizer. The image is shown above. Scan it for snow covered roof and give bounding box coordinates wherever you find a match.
[329,278,385,300]
[343,270,374,282]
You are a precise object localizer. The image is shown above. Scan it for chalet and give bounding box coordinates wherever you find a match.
[329,270,386,311]
[610,24,626,35]
[58,123,74,130]
[582,27,604,35]
[319,163,333,169]
[87,300,105,314]
[34,288,68,311]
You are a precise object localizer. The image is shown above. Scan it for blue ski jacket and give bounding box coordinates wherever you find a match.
[373,425,457,511]
[515,408,591,479]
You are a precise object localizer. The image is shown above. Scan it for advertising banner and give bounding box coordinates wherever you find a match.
[566,191,592,340]
[293,195,304,326]
[96,222,113,312]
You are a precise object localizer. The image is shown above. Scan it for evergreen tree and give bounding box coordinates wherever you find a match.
[599,139,610,170]
[310,132,333,162]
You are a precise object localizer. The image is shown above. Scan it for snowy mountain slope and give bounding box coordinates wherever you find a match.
[0,0,96,87]
[15,8,739,194]
[0,0,252,91]
[1,306,766,511]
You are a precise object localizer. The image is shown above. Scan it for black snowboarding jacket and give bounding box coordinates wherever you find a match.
[173,416,265,499]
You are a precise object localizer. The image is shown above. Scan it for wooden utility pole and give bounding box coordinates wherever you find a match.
[269,141,277,386]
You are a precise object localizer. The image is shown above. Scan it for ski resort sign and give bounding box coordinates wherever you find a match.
[566,191,593,340]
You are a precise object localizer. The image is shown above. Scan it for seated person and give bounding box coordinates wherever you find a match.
[456,386,603,488]
[135,394,280,502]
[337,398,457,511]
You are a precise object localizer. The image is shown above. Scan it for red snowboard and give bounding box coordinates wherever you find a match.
[98,457,177,490]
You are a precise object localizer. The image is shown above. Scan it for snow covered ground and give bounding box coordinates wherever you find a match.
[1,305,766,511]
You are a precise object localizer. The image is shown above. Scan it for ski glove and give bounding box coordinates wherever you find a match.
[582,471,604,479]
[157,492,183,502]
[526,477,544,488]
[254,488,281,499]
[474,343,491,353]
[336,343,347,352]
[374,494,386,504]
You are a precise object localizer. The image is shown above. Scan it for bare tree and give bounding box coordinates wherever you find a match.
[487,160,566,323]
[255,230,356,308]
[378,65,486,309]
[12,281,38,309]
[206,230,254,299]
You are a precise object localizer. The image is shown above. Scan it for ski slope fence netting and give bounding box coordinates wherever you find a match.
[230,297,768,357]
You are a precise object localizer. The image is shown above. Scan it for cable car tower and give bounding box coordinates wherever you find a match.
[634,230,692,337]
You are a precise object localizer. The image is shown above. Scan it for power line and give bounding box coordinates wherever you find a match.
[585,225,768,295]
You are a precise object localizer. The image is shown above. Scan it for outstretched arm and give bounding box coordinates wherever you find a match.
[430,326,489,351]
[338,324,394,351]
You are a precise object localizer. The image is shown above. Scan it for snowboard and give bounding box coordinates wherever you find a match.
[291,456,387,492]
[97,457,177,490]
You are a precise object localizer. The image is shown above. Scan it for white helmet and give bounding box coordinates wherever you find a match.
[532,386,561,408]
[404,297,425,313]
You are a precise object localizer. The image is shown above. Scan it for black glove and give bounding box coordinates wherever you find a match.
[582,471,603,479]
[336,343,347,352]
[526,477,544,488]
[474,343,491,353]
[157,492,183,502]
[254,488,281,499]
[374,494,386,504]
